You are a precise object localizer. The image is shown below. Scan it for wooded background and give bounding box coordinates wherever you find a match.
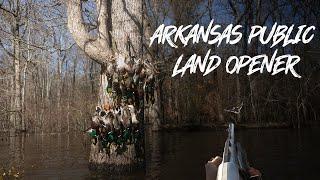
[0,0,319,133]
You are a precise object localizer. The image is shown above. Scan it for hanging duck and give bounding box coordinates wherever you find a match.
[100,111,111,128]
[119,79,127,100]
[116,54,132,73]
[128,104,139,125]
[120,105,131,128]
[86,128,97,138]
[91,113,101,130]
[112,74,121,100]
[112,110,121,131]
[95,106,102,115]
[88,114,101,145]
[106,76,113,94]
[86,128,98,145]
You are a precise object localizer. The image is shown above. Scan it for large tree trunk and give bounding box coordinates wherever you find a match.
[67,0,160,172]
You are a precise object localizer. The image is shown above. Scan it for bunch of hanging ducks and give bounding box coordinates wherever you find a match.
[86,55,158,155]
[106,55,157,106]
[87,105,142,154]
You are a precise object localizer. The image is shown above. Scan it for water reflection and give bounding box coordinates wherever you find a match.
[0,132,90,179]
[0,128,319,179]
[145,127,161,179]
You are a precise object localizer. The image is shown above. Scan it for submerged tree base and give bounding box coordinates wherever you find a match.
[88,143,144,174]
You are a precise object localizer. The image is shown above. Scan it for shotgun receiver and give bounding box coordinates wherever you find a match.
[216,123,251,180]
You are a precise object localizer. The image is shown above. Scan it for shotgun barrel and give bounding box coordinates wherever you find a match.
[216,123,250,180]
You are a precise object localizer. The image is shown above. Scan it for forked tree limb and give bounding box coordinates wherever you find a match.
[67,0,114,65]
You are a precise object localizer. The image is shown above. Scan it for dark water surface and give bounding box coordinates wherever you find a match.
[0,128,319,180]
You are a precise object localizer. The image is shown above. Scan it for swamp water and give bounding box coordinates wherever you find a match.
[0,128,319,180]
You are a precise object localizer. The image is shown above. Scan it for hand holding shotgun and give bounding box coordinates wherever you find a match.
[205,123,262,180]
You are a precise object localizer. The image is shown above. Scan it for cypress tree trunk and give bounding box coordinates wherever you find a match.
[67,0,160,172]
